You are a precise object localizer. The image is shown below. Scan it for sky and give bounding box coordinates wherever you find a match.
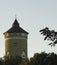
[0,0,57,57]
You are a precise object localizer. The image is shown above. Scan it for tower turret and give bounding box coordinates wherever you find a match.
[3,19,28,58]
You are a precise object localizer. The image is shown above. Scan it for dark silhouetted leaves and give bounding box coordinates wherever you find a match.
[40,27,57,47]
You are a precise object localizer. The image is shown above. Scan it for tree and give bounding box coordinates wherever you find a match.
[40,27,57,47]
[0,58,4,65]
[29,52,57,65]
[3,56,22,65]
[19,58,29,65]
[29,52,47,65]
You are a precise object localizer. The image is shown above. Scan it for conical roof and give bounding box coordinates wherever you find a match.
[4,19,28,34]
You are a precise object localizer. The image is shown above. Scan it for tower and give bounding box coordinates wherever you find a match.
[3,19,28,58]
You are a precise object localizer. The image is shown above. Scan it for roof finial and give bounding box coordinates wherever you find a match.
[12,15,19,27]
[15,14,17,20]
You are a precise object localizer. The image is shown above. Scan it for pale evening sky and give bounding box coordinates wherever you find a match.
[0,0,57,57]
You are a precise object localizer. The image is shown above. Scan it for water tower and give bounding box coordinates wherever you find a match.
[3,19,28,58]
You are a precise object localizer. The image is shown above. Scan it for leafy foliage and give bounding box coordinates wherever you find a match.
[29,52,57,65]
[40,27,57,47]
[3,56,22,65]
[19,58,29,65]
[0,52,57,65]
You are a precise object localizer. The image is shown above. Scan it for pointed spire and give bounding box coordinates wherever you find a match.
[3,19,28,34]
[12,19,19,27]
